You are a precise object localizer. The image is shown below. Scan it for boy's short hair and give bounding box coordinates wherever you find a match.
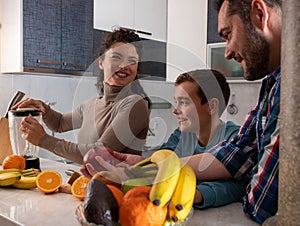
[175,69,230,115]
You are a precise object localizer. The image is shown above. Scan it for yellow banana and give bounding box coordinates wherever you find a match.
[13,176,37,189]
[0,172,21,186]
[170,198,193,223]
[0,168,38,176]
[168,162,196,223]
[0,168,21,174]
[149,149,181,207]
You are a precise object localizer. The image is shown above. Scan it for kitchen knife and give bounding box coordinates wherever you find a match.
[0,91,25,164]
[4,91,26,118]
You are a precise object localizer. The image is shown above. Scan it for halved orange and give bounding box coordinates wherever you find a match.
[36,170,62,193]
[71,175,91,201]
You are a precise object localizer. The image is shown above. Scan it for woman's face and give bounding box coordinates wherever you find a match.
[99,42,139,86]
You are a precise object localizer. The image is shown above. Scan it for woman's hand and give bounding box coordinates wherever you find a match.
[80,155,129,182]
[112,152,145,166]
[19,115,46,146]
[11,98,47,115]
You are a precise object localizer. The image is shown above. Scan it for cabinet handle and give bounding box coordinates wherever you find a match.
[62,62,86,68]
[136,30,152,36]
[119,26,152,36]
[37,59,62,65]
[119,26,136,32]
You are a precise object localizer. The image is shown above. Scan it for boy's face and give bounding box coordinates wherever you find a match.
[173,81,211,133]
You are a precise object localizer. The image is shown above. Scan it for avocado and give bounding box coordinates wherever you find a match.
[84,179,119,226]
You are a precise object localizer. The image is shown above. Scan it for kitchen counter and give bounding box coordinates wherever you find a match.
[0,158,258,226]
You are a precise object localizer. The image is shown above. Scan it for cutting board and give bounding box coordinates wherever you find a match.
[0,91,25,164]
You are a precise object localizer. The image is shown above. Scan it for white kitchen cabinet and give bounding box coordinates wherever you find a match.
[94,0,167,42]
[166,0,208,81]
[0,0,22,73]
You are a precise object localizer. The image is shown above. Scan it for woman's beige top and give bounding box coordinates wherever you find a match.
[39,83,150,164]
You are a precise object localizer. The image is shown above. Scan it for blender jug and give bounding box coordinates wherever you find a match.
[8,109,42,169]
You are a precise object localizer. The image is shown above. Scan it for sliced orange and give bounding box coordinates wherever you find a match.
[36,170,62,193]
[71,175,90,201]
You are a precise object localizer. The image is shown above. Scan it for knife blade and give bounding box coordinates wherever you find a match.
[4,91,25,118]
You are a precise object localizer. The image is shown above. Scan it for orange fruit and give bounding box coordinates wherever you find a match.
[71,175,90,201]
[2,154,26,170]
[36,170,62,193]
[106,184,124,206]
[119,186,167,226]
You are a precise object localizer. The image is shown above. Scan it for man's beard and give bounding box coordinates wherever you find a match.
[242,25,271,81]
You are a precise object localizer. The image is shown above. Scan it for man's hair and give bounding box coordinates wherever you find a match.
[215,0,282,23]
[175,69,230,115]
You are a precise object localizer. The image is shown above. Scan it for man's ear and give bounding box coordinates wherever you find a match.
[250,0,269,31]
[208,98,219,115]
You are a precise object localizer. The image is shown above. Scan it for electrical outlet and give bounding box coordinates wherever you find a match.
[145,117,167,148]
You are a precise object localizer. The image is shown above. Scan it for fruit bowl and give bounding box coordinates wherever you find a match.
[75,203,193,226]
[75,204,102,226]
[164,208,194,226]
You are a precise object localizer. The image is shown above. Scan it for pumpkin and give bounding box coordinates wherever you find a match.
[2,154,26,170]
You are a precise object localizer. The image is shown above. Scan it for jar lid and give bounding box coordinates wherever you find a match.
[9,108,41,117]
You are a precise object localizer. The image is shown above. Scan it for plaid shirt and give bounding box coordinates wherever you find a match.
[209,66,280,224]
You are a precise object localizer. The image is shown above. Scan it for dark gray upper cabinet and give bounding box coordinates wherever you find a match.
[207,0,223,43]
[23,0,94,74]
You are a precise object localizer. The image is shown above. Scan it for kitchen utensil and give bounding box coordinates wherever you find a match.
[8,108,42,169]
[0,91,25,164]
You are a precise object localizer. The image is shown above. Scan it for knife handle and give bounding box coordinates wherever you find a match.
[4,91,26,118]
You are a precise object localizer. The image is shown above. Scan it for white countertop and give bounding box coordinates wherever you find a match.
[0,158,258,226]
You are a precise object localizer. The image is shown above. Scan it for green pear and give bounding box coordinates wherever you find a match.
[121,177,152,193]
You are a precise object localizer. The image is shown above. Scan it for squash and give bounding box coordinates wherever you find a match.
[2,154,26,170]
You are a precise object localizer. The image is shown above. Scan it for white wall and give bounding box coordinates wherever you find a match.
[222,80,261,125]
[0,73,98,161]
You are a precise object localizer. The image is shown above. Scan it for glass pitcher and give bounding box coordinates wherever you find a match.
[8,109,42,169]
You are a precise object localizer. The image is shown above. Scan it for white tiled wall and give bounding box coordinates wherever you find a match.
[0,73,98,160]
[222,80,261,126]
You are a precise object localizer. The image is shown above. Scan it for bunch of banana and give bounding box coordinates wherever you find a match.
[168,162,196,223]
[0,168,22,175]
[0,168,38,189]
[0,171,21,186]
[13,176,37,189]
[0,168,39,176]
[134,149,181,207]
[134,150,197,223]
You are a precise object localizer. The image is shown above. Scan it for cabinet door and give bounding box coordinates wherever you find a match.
[61,0,94,71]
[134,0,167,41]
[93,0,134,32]
[23,0,62,69]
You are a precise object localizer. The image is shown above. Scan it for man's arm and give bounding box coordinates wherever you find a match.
[183,153,232,181]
